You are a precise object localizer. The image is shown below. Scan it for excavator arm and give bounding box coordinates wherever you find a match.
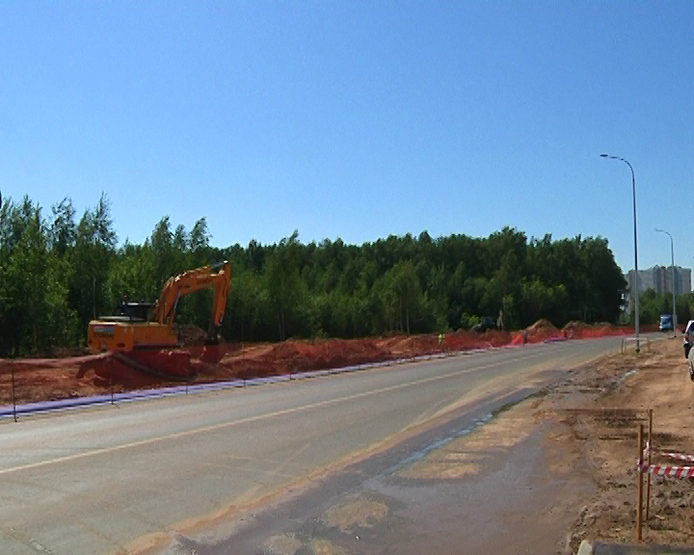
[88,260,231,353]
[152,260,231,343]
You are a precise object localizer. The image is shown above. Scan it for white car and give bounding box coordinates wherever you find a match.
[684,319,694,359]
[684,320,694,381]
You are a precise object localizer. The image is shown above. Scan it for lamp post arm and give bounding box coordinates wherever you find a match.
[601,153,640,352]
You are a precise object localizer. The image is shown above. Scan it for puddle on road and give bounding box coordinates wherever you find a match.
[257,492,394,554]
[384,388,551,481]
[263,533,303,554]
[617,369,638,385]
[383,412,493,476]
[321,492,389,533]
[262,534,349,555]
[163,384,589,555]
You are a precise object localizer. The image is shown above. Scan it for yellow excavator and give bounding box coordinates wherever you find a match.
[88,261,231,377]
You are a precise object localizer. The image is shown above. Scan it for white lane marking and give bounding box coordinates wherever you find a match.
[0,345,587,476]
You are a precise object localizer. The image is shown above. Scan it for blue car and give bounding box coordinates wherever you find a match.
[659,314,674,332]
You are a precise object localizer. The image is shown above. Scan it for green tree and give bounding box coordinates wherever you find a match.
[376,260,426,334]
[70,194,117,329]
[0,198,77,354]
[265,231,308,340]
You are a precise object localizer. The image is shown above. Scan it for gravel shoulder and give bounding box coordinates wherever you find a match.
[516,336,694,551]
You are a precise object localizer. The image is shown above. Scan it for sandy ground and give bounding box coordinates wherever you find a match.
[481,335,694,551]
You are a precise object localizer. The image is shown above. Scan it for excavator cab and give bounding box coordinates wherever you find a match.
[88,261,231,377]
[118,302,153,321]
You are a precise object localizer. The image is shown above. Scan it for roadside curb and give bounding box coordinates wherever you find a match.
[579,539,694,554]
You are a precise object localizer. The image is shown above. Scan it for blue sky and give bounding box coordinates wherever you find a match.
[1,2,693,274]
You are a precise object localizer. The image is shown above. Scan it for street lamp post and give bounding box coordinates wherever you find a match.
[655,228,677,334]
[601,153,640,353]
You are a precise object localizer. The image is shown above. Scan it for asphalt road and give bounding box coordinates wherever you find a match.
[0,336,628,554]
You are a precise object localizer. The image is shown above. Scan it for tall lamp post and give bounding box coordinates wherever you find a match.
[601,153,640,352]
[655,228,677,334]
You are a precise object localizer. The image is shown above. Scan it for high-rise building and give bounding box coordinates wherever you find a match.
[625,265,692,298]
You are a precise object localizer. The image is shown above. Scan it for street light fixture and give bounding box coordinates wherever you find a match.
[655,228,677,334]
[600,153,640,352]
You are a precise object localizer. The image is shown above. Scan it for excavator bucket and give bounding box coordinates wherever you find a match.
[199,343,226,365]
[114,349,193,380]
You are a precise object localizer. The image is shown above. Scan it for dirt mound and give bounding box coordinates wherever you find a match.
[0,355,115,404]
[178,325,208,345]
[507,319,562,345]
[561,321,633,339]
[377,335,440,356]
[442,330,512,351]
[210,338,395,380]
[0,323,637,408]
[527,319,558,332]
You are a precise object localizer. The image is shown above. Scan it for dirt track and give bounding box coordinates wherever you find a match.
[482,335,694,550]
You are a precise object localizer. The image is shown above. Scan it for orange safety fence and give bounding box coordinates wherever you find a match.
[0,322,655,408]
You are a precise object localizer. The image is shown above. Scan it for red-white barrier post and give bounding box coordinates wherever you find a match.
[636,423,644,541]
[646,409,653,520]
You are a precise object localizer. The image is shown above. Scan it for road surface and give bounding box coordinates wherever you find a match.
[0,336,626,554]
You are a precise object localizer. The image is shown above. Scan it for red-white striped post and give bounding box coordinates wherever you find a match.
[636,423,644,541]
[646,409,653,520]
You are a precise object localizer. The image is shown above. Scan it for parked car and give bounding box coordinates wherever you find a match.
[472,316,497,333]
[659,313,674,332]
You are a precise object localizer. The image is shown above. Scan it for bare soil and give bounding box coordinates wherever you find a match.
[526,336,694,550]
[0,322,635,406]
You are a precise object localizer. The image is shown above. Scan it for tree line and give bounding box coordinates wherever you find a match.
[0,193,633,357]
[639,289,694,329]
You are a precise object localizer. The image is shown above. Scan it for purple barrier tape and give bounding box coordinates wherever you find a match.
[1,344,515,419]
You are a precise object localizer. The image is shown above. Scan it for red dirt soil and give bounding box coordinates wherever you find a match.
[0,322,639,407]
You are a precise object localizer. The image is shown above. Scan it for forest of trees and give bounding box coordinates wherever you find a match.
[0,193,641,357]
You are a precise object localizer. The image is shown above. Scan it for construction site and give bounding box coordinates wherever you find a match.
[2,260,692,553]
[4,300,694,552]
[0,319,632,407]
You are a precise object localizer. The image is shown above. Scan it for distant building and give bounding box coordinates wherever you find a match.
[625,266,692,300]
